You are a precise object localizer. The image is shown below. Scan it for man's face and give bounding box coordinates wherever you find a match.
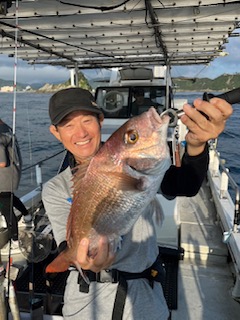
[135,94,145,105]
[134,90,145,105]
[50,110,103,163]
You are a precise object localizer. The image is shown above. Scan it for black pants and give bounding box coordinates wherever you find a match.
[0,192,28,241]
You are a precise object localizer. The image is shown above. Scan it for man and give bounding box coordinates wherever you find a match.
[131,88,161,115]
[42,87,232,319]
[0,118,32,255]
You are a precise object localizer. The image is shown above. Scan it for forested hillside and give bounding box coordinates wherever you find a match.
[173,74,240,91]
[1,73,240,92]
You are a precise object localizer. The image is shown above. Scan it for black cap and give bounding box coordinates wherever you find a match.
[49,87,103,125]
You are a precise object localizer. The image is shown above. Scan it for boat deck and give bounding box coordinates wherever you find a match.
[171,178,240,319]
[1,178,240,319]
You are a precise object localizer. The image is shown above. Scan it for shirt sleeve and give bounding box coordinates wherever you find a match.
[160,143,209,197]
[42,169,72,246]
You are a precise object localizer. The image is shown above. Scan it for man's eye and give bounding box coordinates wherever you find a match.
[124,130,139,144]
[83,118,92,124]
[64,124,73,128]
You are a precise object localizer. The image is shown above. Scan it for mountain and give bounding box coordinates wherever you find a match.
[173,73,240,91]
[37,71,91,92]
[0,78,46,90]
[89,73,240,91]
[1,73,240,92]
[0,78,26,90]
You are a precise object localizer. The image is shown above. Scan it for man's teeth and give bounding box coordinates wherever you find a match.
[76,140,90,146]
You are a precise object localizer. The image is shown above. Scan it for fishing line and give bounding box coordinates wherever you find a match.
[5,0,19,262]
[4,2,22,319]
[26,103,34,185]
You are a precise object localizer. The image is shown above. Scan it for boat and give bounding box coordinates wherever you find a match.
[0,1,240,319]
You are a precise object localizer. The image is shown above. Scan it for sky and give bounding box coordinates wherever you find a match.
[0,37,239,85]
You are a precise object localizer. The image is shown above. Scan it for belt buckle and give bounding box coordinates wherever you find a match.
[97,269,118,283]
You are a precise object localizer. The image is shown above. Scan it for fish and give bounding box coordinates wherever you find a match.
[45,107,171,275]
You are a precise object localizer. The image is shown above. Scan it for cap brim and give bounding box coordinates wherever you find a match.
[52,105,103,125]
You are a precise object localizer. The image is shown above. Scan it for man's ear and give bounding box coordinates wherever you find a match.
[99,114,104,128]
[49,125,62,142]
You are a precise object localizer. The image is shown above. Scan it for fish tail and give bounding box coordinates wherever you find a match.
[45,251,71,273]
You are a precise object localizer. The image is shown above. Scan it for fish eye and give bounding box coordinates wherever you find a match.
[124,130,139,144]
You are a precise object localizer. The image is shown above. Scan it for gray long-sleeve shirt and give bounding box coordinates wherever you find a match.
[42,146,208,319]
[42,166,169,320]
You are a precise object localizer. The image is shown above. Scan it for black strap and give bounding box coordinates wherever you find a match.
[111,275,128,320]
[84,268,154,283]
[76,258,166,320]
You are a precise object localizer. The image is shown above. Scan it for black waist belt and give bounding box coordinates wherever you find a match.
[80,268,153,285]
[77,257,166,320]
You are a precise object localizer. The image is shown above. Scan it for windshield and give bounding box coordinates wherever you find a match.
[95,86,168,118]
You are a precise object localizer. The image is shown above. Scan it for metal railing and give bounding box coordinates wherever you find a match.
[209,142,240,231]
[21,149,65,191]
[22,150,65,173]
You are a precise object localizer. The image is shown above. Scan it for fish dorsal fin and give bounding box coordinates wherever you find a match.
[71,160,91,190]
[67,159,92,239]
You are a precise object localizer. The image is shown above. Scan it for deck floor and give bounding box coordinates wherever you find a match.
[172,179,240,319]
[2,180,240,319]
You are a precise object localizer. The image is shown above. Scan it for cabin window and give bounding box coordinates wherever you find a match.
[95,86,168,119]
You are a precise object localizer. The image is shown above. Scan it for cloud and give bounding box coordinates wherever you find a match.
[16,65,69,84]
[0,55,69,84]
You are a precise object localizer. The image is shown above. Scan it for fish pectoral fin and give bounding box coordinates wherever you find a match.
[45,251,71,273]
[135,176,150,191]
[109,172,146,191]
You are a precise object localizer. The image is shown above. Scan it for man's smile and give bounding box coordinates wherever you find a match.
[75,139,91,146]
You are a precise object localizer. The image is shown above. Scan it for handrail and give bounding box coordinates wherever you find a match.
[218,158,240,230]
[219,160,239,197]
[22,149,65,172]
[210,146,240,229]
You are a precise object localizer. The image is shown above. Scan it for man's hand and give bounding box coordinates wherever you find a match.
[180,97,233,156]
[76,236,115,273]
[0,162,6,167]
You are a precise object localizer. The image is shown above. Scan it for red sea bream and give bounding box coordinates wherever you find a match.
[46,107,170,274]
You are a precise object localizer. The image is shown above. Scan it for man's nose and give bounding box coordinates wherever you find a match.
[75,123,88,137]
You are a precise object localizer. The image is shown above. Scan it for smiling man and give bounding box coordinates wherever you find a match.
[49,88,104,163]
[42,87,232,320]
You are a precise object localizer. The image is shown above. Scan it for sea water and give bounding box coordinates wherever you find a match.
[0,92,63,196]
[175,92,240,194]
[0,91,239,198]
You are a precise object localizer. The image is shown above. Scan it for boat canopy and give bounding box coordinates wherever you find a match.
[0,0,239,69]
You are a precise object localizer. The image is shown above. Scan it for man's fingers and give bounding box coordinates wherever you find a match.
[89,236,109,267]
[77,238,90,265]
[209,97,233,120]
[77,236,115,272]
[193,97,233,122]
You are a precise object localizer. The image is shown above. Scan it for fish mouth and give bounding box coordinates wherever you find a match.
[148,107,170,126]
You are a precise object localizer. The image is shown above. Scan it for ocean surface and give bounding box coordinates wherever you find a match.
[0,91,239,199]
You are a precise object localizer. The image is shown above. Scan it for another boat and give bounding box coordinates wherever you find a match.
[0,1,240,319]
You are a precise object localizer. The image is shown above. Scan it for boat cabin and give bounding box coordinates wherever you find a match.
[95,66,173,118]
